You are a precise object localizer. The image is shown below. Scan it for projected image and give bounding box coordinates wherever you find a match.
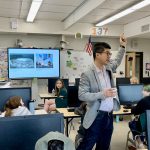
[10,54,34,68]
[36,54,53,68]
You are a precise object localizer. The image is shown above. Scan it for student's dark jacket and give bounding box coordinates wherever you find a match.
[55,88,68,108]
[131,96,150,115]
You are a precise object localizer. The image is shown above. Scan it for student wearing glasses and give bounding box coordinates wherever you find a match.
[76,33,127,150]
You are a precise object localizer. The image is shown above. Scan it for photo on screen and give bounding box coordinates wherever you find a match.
[36,54,53,68]
[10,54,34,68]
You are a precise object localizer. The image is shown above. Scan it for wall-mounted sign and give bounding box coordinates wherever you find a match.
[146,63,150,70]
[91,27,108,36]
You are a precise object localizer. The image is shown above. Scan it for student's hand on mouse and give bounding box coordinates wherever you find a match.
[120,33,127,47]
[103,88,117,97]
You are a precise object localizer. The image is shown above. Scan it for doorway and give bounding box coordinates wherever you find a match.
[125,52,143,82]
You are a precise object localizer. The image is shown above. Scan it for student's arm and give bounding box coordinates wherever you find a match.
[131,97,148,115]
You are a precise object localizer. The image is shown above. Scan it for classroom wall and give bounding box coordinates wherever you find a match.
[127,38,150,77]
[0,34,150,100]
[0,34,61,48]
[0,34,150,79]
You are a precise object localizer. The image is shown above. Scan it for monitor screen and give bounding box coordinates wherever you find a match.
[8,48,60,79]
[116,77,130,86]
[75,78,80,87]
[0,87,31,111]
[67,86,81,107]
[118,84,144,105]
[0,114,64,150]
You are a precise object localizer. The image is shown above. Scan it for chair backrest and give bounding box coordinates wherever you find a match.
[139,112,146,132]
[146,110,150,150]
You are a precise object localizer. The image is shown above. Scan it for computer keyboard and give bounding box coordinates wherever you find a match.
[67,108,75,112]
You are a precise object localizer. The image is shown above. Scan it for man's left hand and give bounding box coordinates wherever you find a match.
[120,33,127,47]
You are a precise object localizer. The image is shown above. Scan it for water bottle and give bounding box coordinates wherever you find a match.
[52,89,55,95]
[116,115,119,123]
[29,100,36,114]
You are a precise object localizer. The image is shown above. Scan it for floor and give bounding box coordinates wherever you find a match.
[68,115,132,150]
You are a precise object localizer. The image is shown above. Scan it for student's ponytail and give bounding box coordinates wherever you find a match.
[5,107,12,117]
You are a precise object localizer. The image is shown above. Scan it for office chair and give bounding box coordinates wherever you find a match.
[125,113,147,150]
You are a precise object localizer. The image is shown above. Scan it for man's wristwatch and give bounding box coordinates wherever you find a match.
[120,45,125,48]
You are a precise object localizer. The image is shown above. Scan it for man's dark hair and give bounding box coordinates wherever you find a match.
[93,42,111,59]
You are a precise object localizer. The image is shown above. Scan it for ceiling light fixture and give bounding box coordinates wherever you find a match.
[27,0,43,22]
[96,0,150,26]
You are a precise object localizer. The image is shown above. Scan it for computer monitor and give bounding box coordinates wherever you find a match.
[116,77,130,86]
[7,48,60,79]
[0,87,31,111]
[75,78,80,87]
[141,77,150,85]
[118,84,144,105]
[0,114,64,150]
[67,86,81,107]
[146,110,150,150]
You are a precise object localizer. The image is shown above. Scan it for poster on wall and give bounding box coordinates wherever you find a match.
[60,50,93,82]
[0,48,8,81]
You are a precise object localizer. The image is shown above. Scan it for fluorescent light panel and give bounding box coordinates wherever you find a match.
[96,0,150,26]
[27,0,43,22]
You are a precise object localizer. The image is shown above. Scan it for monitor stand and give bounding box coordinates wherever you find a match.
[31,78,39,100]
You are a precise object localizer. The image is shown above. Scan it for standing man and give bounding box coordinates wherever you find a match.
[76,34,127,150]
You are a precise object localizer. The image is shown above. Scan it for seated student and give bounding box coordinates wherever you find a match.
[44,79,67,112]
[131,84,150,115]
[128,85,150,149]
[130,76,139,84]
[55,79,68,108]
[35,131,75,150]
[0,96,32,117]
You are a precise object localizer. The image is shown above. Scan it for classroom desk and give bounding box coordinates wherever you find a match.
[39,93,57,100]
[56,106,131,136]
[56,108,81,137]
[39,93,63,101]
[35,105,131,137]
[113,105,131,115]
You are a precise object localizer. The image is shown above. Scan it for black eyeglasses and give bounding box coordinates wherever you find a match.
[96,51,112,56]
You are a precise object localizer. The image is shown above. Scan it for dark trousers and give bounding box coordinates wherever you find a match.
[76,111,113,150]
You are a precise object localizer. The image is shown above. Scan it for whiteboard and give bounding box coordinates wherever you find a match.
[60,50,125,82]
